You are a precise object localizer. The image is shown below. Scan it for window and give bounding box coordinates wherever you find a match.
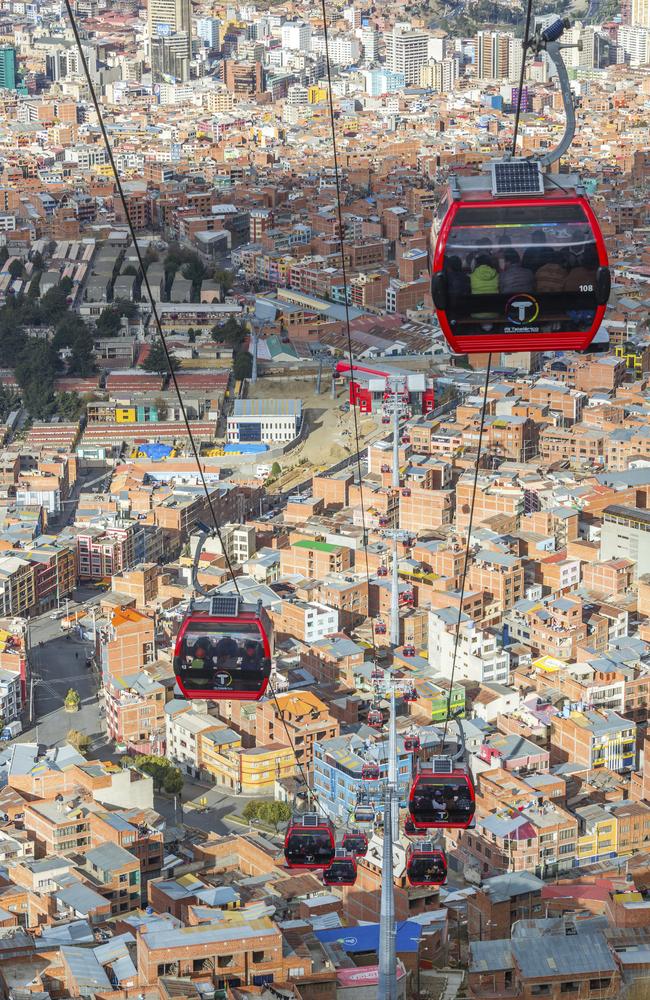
[589,980,611,991]
[561,983,580,993]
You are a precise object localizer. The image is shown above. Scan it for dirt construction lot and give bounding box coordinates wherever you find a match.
[246,373,378,483]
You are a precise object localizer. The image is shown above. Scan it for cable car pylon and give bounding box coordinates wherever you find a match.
[378,688,398,1000]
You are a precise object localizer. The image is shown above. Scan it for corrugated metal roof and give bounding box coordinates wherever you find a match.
[512,932,616,978]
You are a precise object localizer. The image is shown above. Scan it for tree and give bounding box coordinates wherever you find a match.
[40,278,73,323]
[27,272,41,299]
[187,327,197,343]
[271,462,282,477]
[56,392,85,421]
[67,728,90,752]
[243,800,261,823]
[15,340,59,418]
[0,385,20,421]
[0,247,7,267]
[8,260,24,280]
[95,306,122,338]
[233,351,253,380]
[211,317,248,348]
[258,801,292,832]
[213,267,234,293]
[64,688,81,712]
[142,339,179,375]
[29,250,44,270]
[163,768,184,796]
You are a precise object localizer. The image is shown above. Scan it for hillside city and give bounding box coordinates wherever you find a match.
[0,0,649,996]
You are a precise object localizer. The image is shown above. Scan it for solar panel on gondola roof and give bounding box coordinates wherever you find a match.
[491,160,544,196]
[210,595,239,616]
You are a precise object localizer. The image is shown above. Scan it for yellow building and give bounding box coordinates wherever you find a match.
[575,803,617,864]
[308,84,328,103]
[197,735,296,794]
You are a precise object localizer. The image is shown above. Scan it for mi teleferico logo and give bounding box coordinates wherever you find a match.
[505,293,540,326]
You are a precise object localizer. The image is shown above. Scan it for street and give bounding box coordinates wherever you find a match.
[21,593,106,749]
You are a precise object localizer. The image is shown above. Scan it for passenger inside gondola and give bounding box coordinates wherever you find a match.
[407,853,447,885]
[285,829,335,866]
[440,204,599,335]
[175,622,270,692]
[410,776,475,827]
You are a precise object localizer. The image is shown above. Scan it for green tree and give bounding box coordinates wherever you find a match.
[27,272,41,299]
[142,340,179,375]
[40,278,73,323]
[0,385,20,421]
[213,267,234,293]
[8,260,24,280]
[134,753,169,789]
[233,351,253,380]
[15,339,59,418]
[211,317,248,347]
[187,327,197,343]
[258,801,292,832]
[55,392,85,420]
[64,688,81,712]
[0,247,8,267]
[243,800,261,823]
[271,461,281,476]
[29,250,44,270]
[163,768,184,796]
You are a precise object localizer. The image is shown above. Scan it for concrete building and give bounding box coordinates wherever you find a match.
[429,608,510,685]
[601,506,650,577]
[227,398,302,445]
[385,26,431,85]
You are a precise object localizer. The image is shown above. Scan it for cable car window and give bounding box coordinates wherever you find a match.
[174,621,270,694]
[442,202,599,336]
[410,775,475,827]
[407,854,447,886]
[284,828,335,866]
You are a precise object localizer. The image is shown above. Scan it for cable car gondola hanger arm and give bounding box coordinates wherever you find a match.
[531,18,582,169]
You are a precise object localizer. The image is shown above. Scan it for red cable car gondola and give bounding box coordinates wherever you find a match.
[284,813,336,869]
[404,734,420,753]
[429,20,610,357]
[403,644,416,657]
[409,760,476,831]
[368,709,383,730]
[377,565,388,577]
[406,842,447,887]
[352,801,375,825]
[342,829,369,856]
[375,620,386,635]
[361,762,380,781]
[173,596,273,702]
[174,529,273,701]
[323,850,357,886]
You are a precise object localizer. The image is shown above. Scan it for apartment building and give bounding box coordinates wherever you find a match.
[256,690,339,768]
[601,506,650,577]
[104,673,166,754]
[24,800,91,857]
[280,538,353,577]
[467,550,525,612]
[99,608,156,681]
[0,557,36,617]
[468,931,619,1000]
[271,599,338,644]
[136,916,283,988]
[551,709,636,771]
[299,635,365,686]
[429,608,509,685]
[81,842,141,915]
